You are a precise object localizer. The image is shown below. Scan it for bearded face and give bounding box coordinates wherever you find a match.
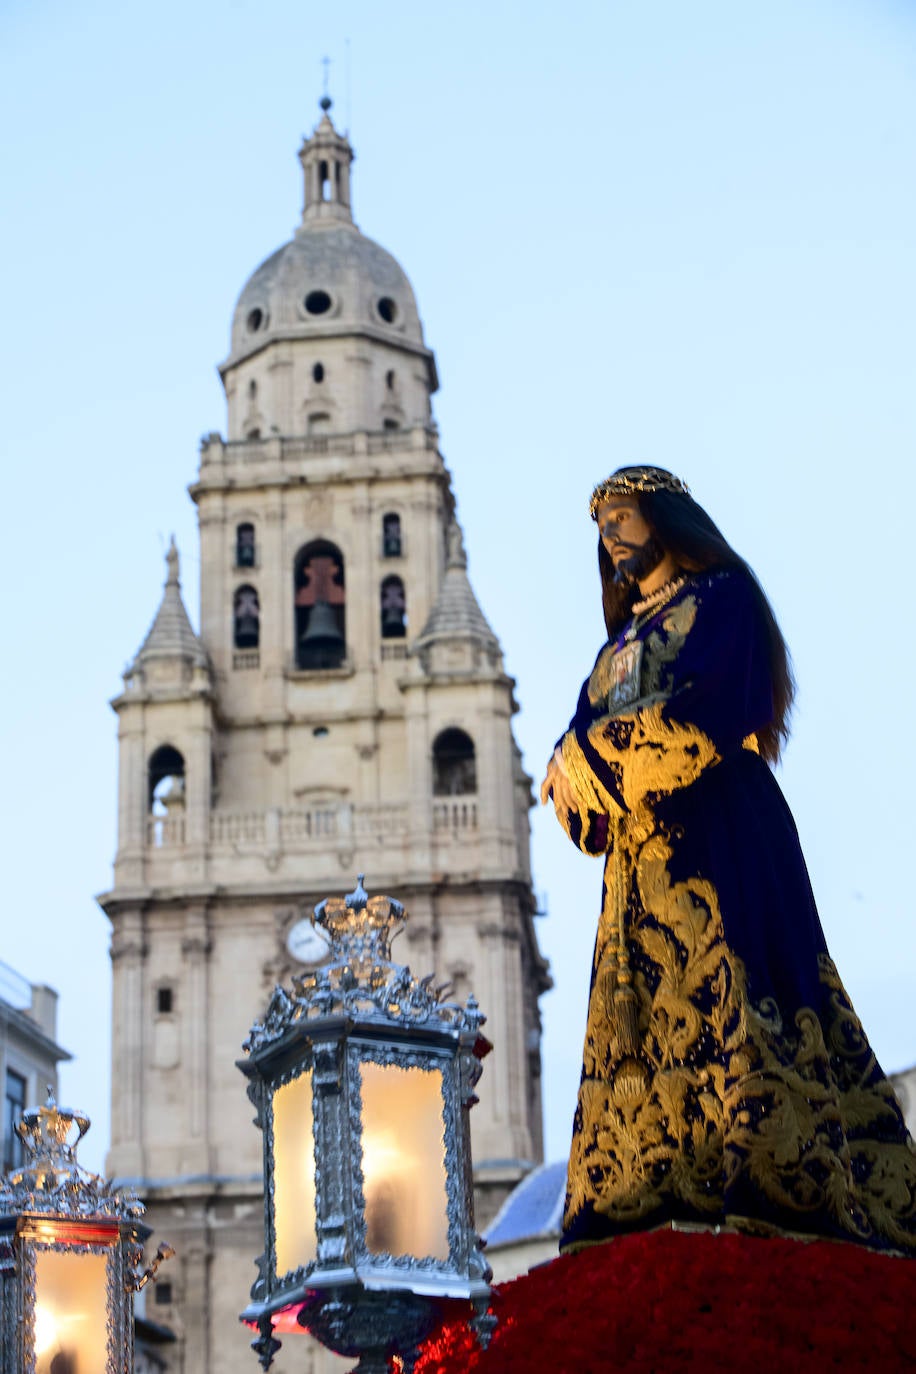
[596,499,667,586]
[611,533,666,585]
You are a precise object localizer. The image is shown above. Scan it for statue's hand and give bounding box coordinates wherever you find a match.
[540,747,578,816]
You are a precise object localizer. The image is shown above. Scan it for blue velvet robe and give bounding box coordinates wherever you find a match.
[553,568,916,1253]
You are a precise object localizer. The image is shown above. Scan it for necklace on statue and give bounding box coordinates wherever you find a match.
[623,574,687,643]
[606,574,688,714]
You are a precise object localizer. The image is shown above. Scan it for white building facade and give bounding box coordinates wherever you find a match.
[100,103,550,1374]
[0,962,70,1175]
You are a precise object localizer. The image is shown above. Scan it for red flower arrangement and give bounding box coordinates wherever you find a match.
[404,1230,915,1373]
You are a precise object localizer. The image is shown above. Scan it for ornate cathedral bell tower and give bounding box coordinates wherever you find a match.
[100,101,550,1373]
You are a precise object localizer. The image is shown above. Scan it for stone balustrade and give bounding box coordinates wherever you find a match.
[432,797,478,832]
[144,797,478,854]
[148,814,187,847]
[203,425,440,467]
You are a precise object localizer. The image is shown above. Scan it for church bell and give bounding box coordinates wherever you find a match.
[298,599,345,668]
[381,604,406,638]
[235,612,259,648]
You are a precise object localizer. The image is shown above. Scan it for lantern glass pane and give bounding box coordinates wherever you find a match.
[273,1069,317,1276]
[359,1063,449,1261]
[34,1249,108,1374]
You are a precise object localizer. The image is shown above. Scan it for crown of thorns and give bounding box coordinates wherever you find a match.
[589,467,691,519]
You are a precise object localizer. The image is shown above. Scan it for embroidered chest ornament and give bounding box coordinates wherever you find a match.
[607,639,644,711]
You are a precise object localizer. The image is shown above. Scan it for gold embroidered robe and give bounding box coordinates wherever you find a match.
[553,569,916,1253]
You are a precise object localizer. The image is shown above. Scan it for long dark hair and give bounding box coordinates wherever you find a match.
[598,480,794,763]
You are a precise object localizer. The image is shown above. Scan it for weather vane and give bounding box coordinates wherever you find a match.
[320,54,332,112]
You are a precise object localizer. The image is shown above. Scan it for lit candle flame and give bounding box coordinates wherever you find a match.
[361,1128,406,1186]
[34,1303,86,1366]
[34,1305,59,1356]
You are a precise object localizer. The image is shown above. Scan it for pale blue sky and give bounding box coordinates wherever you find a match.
[2,0,915,1173]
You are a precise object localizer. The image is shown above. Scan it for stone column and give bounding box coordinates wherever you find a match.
[180,1232,211,1372]
[114,704,147,886]
[409,482,444,634]
[108,908,146,1179]
[347,484,372,666]
[472,906,526,1157]
[262,492,286,689]
[180,906,211,1175]
[403,886,437,978]
[403,681,433,879]
[184,707,213,878]
[197,497,226,666]
[267,345,293,435]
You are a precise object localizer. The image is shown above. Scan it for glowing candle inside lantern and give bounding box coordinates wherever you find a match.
[34,1249,108,1374]
[34,1305,60,1356]
[272,1069,317,1278]
[359,1063,449,1261]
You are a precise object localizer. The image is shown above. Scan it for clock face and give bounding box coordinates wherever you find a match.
[286,917,331,965]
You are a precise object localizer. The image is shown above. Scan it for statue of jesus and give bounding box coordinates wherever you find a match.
[541,465,916,1254]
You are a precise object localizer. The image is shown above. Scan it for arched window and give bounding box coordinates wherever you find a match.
[147,745,184,816]
[294,541,346,670]
[380,575,406,639]
[148,746,186,847]
[236,522,256,567]
[234,585,260,649]
[382,513,402,557]
[149,745,185,811]
[432,729,476,796]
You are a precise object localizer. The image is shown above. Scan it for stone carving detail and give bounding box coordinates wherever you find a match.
[305,490,332,525]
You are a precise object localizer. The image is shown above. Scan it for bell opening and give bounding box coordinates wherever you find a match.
[295,542,346,669]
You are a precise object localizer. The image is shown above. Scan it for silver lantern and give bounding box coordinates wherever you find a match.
[238,877,493,1373]
[0,1090,172,1374]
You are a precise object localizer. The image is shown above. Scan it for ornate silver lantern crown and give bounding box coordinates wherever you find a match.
[246,875,489,1051]
[0,1089,143,1224]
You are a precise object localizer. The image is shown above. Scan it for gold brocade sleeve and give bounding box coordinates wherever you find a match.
[561,730,623,819]
[547,736,621,853]
[562,701,721,815]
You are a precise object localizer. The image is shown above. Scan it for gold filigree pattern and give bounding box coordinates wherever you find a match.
[564,829,916,1251]
[563,704,720,816]
[560,729,622,824]
[642,597,697,697]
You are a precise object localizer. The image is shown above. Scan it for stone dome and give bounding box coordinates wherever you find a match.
[225,223,426,370]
